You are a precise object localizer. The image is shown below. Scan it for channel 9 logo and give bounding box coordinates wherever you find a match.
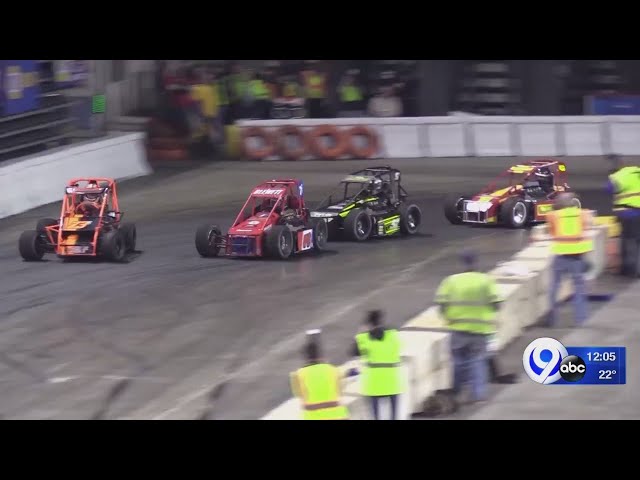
[523,337,586,384]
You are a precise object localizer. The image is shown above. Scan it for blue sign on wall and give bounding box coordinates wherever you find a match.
[0,60,41,117]
[55,60,89,89]
[585,94,640,115]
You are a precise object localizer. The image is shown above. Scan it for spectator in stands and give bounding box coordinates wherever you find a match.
[301,61,328,118]
[368,85,403,117]
[162,62,195,136]
[190,69,220,149]
[338,69,365,117]
[228,62,250,121]
[212,65,231,126]
[248,70,271,120]
[272,74,305,119]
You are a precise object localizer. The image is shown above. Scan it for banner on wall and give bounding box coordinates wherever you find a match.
[54,60,89,89]
[0,60,41,117]
[584,94,640,115]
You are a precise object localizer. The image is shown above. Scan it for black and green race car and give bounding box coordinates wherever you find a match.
[309,166,422,241]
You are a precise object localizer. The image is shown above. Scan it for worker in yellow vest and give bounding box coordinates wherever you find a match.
[608,154,640,277]
[301,62,328,118]
[249,72,271,119]
[290,330,349,420]
[546,192,593,326]
[352,310,402,420]
[435,250,501,403]
[338,70,364,117]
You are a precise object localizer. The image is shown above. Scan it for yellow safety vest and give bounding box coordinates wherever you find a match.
[294,363,348,420]
[435,272,500,335]
[305,74,325,99]
[340,85,362,103]
[610,166,640,210]
[231,74,247,100]
[250,79,270,100]
[355,330,402,397]
[548,207,593,255]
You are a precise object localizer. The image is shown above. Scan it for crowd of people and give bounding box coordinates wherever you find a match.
[155,60,416,150]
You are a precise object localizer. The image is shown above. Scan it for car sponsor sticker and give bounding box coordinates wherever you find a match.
[297,229,314,251]
[253,188,283,195]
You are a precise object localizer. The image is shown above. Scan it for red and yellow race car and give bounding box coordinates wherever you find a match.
[195,179,328,259]
[18,178,137,262]
[443,159,579,228]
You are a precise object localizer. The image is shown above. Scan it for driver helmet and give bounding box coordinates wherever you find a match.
[84,182,101,203]
[368,178,383,195]
[535,167,554,189]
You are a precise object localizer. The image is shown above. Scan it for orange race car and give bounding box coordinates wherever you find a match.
[443,159,580,229]
[18,178,137,262]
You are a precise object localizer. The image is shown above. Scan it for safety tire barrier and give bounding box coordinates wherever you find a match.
[238,123,380,161]
[346,125,379,159]
[241,126,277,161]
[277,125,310,161]
[308,124,349,160]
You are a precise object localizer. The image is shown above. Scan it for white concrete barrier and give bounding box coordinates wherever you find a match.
[238,115,640,159]
[0,133,152,219]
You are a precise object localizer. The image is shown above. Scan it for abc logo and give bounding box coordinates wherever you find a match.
[559,355,587,382]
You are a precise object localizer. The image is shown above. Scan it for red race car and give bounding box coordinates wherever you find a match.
[18,178,137,262]
[443,159,580,229]
[195,179,328,259]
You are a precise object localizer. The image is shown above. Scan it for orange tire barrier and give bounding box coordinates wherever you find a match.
[346,126,379,159]
[241,126,277,161]
[308,124,349,160]
[148,118,177,138]
[277,125,310,161]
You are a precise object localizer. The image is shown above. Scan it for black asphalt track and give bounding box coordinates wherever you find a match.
[0,156,614,419]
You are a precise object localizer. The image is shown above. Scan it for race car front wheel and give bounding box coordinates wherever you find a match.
[344,209,372,241]
[310,218,328,251]
[265,225,293,259]
[500,197,529,229]
[19,230,46,261]
[195,224,222,257]
[444,194,468,225]
[399,204,422,235]
[101,230,127,262]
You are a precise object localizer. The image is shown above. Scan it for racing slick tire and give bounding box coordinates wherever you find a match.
[500,197,529,229]
[399,204,422,235]
[310,218,329,251]
[444,194,469,225]
[195,224,222,258]
[19,230,46,261]
[344,209,372,241]
[120,222,137,252]
[100,230,127,262]
[36,218,58,233]
[265,225,294,259]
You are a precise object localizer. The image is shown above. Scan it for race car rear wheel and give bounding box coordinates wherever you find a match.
[444,194,468,225]
[265,225,293,259]
[36,218,58,233]
[344,209,372,241]
[399,204,422,235]
[100,230,127,262]
[500,197,529,229]
[195,224,222,257]
[120,222,137,252]
[19,230,46,261]
[310,218,329,251]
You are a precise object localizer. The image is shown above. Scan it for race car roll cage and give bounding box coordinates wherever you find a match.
[478,159,569,198]
[319,166,409,208]
[232,179,307,229]
[42,177,122,248]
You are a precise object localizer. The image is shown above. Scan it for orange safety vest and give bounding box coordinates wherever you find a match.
[547,207,593,255]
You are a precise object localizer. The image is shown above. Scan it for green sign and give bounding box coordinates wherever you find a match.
[92,94,106,114]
